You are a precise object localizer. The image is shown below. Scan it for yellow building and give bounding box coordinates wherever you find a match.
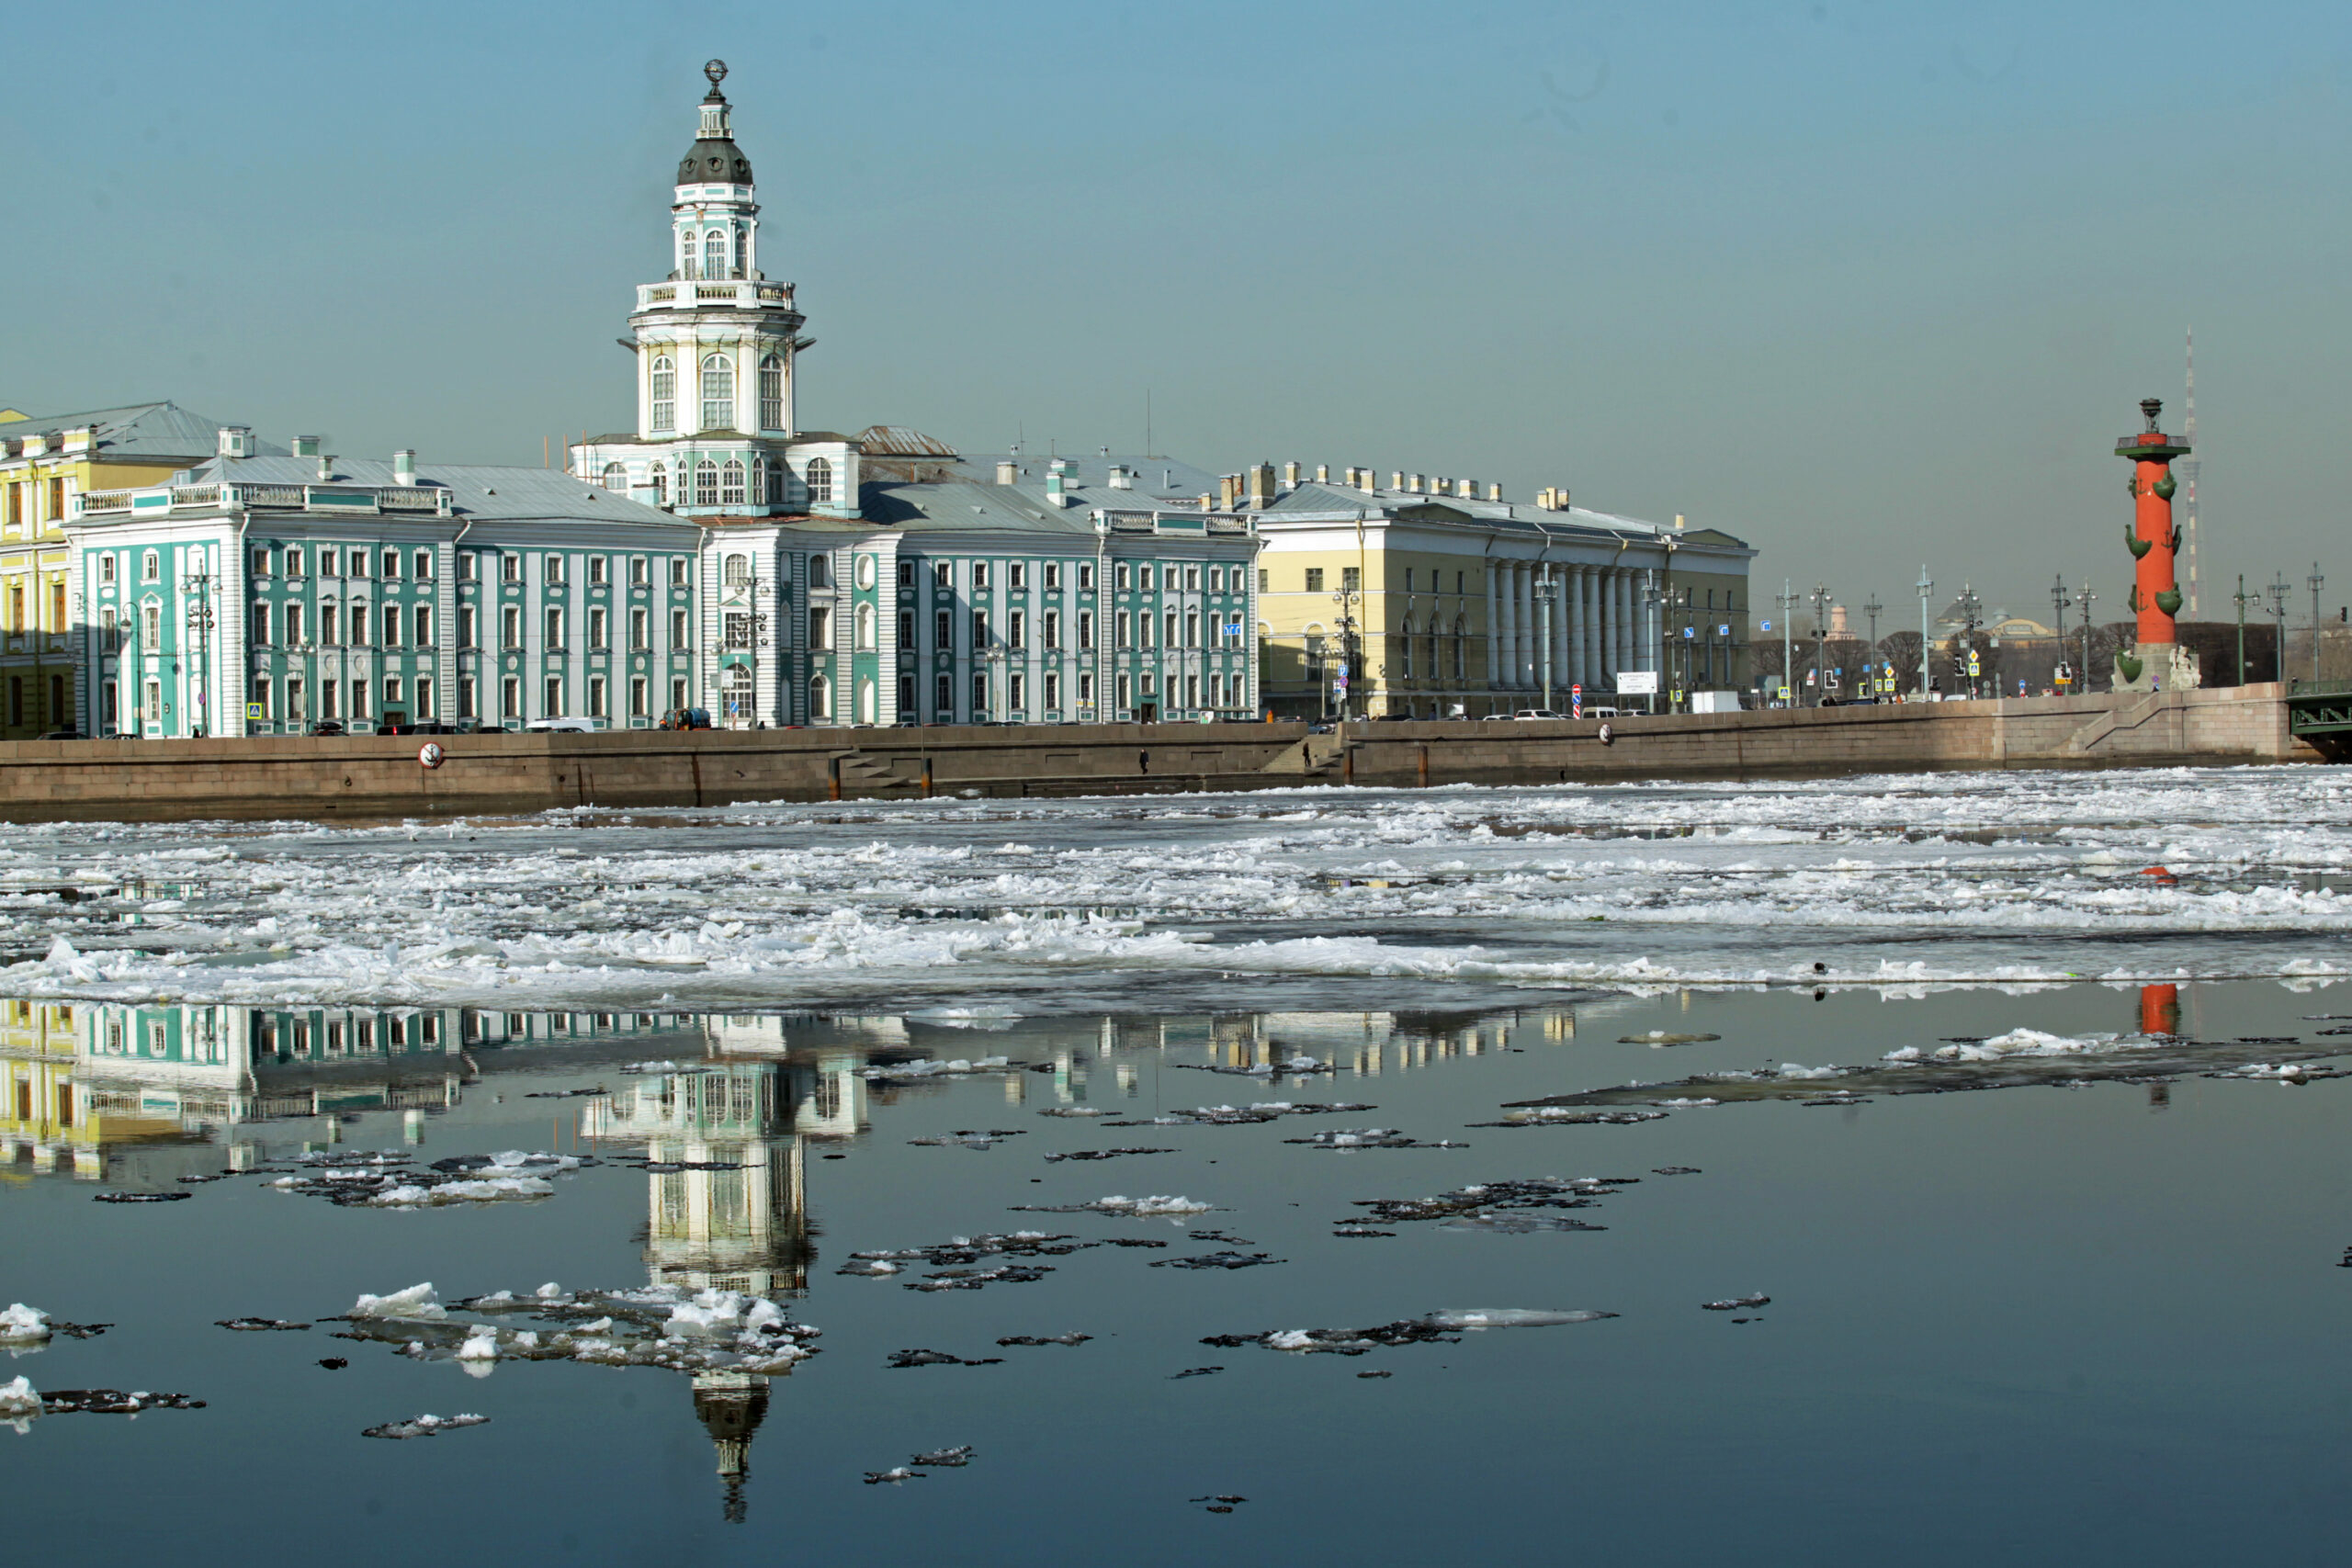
[1248,468,1755,717]
[0,402,261,737]
[0,998,97,1179]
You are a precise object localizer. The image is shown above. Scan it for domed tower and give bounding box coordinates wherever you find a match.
[571,62,858,521]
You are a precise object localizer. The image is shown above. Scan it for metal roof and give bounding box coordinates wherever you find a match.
[0,400,287,461]
[1265,479,1721,542]
[169,454,691,529]
[855,425,957,457]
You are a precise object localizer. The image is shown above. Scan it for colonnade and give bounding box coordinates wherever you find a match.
[1482,561,1650,697]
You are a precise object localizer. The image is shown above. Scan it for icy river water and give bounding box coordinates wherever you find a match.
[6,768,2351,1564]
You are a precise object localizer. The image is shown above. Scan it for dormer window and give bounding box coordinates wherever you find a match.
[804,457,831,505]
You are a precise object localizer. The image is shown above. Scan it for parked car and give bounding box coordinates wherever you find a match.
[660,707,713,730]
[525,716,596,733]
[40,728,85,740]
[406,721,460,735]
[1583,706,1623,720]
[1511,709,1567,721]
[306,719,347,737]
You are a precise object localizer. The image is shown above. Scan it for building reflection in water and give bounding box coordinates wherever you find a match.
[580,1017,865,1522]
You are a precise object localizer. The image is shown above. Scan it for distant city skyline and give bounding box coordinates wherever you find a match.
[2,0,2346,626]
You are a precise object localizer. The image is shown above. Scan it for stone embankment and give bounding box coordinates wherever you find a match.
[0,684,2315,822]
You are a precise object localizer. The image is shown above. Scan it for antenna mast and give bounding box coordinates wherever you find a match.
[2181,328,2201,615]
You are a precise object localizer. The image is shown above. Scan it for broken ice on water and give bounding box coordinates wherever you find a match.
[2,1304,110,1350]
[334,1281,819,1379]
[1009,1194,1216,1216]
[1204,1309,1614,1357]
[266,1150,587,1209]
[1283,1128,1466,1149]
[363,1413,490,1440]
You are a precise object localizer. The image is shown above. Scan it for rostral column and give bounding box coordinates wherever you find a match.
[2112,396,2193,691]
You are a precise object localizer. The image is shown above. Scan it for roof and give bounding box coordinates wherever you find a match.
[856,425,957,457]
[0,400,286,462]
[887,452,1227,507]
[1266,479,1751,549]
[169,454,694,529]
[857,479,1252,545]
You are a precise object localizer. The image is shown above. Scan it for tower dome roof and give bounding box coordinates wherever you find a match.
[678,59,753,186]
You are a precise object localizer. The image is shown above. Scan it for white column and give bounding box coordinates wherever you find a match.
[1593,569,1611,689]
[1555,569,1576,698]
[1485,565,1500,691]
[1523,564,1543,686]
[1614,571,1632,679]
[1589,566,1609,682]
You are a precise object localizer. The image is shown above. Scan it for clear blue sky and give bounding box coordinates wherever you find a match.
[4,0,2346,625]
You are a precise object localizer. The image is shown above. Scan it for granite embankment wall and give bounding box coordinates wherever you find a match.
[0,684,2318,823]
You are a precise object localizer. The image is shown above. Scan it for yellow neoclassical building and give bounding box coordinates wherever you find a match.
[1243,467,1756,718]
[0,401,260,737]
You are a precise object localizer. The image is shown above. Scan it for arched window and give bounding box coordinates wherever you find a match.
[1399,618,1414,678]
[694,459,718,508]
[855,602,875,650]
[750,456,767,507]
[809,673,831,721]
[649,462,668,506]
[1453,616,1468,681]
[649,355,675,433]
[723,663,753,724]
[804,457,832,505]
[601,462,628,491]
[759,354,784,429]
[705,229,729,280]
[721,457,745,505]
[733,230,748,276]
[764,459,786,506]
[680,230,698,280]
[808,555,831,589]
[699,353,734,430]
[724,554,751,590]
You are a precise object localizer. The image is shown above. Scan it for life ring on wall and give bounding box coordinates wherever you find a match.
[1597,723,1614,747]
[418,742,447,770]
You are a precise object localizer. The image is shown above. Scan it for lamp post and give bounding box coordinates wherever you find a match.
[2075,581,2098,689]
[2311,563,2327,684]
[1777,581,1799,705]
[1329,588,1361,722]
[1533,570,1558,711]
[180,570,218,739]
[1953,585,1983,698]
[1641,576,1663,715]
[2267,574,2291,685]
[1808,583,1831,706]
[1916,566,1933,698]
[2233,574,2253,687]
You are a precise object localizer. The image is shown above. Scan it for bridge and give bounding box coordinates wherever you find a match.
[2287,682,2352,761]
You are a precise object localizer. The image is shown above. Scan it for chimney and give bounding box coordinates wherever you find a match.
[216,426,254,459]
[1316,464,1329,484]
[317,452,334,481]
[1487,482,1502,502]
[1673,513,1686,532]
[1282,460,1301,490]
[1456,478,1476,499]
[1391,471,1405,491]
[996,460,1019,485]
[392,449,418,486]
[1046,468,1069,508]
[290,435,322,458]
[1198,493,1215,511]
[1360,468,1378,493]
[1107,464,1134,490]
[1249,463,1274,508]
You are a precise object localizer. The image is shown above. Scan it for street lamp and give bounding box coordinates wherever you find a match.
[1329,587,1362,722]
[1953,585,1983,698]
[181,570,219,739]
[1532,570,1559,711]
[2310,563,2327,685]
[2075,580,2098,690]
[1777,580,1799,705]
[1809,583,1831,706]
[2267,573,2292,685]
[1916,566,1934,699]
[2233,573,2255,687]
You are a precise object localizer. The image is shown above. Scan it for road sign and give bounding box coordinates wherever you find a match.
[1617,671,1659,695]
[1571,682,1583,719]
[1761,620,1772,632]
[245,703,263,721]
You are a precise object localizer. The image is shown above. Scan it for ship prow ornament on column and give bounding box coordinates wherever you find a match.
[2111,397,2199,693]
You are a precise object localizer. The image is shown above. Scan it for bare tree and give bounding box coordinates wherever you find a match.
[1878,630,1923,692]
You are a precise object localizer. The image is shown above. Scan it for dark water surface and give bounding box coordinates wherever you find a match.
[5,983,2348,1565]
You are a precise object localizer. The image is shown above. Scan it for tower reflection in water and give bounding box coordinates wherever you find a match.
[582,1019,865,1523]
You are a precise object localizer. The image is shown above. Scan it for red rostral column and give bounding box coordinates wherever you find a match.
[2112,396,2190,688]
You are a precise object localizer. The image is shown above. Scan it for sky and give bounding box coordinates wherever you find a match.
[3,0,2347,625]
